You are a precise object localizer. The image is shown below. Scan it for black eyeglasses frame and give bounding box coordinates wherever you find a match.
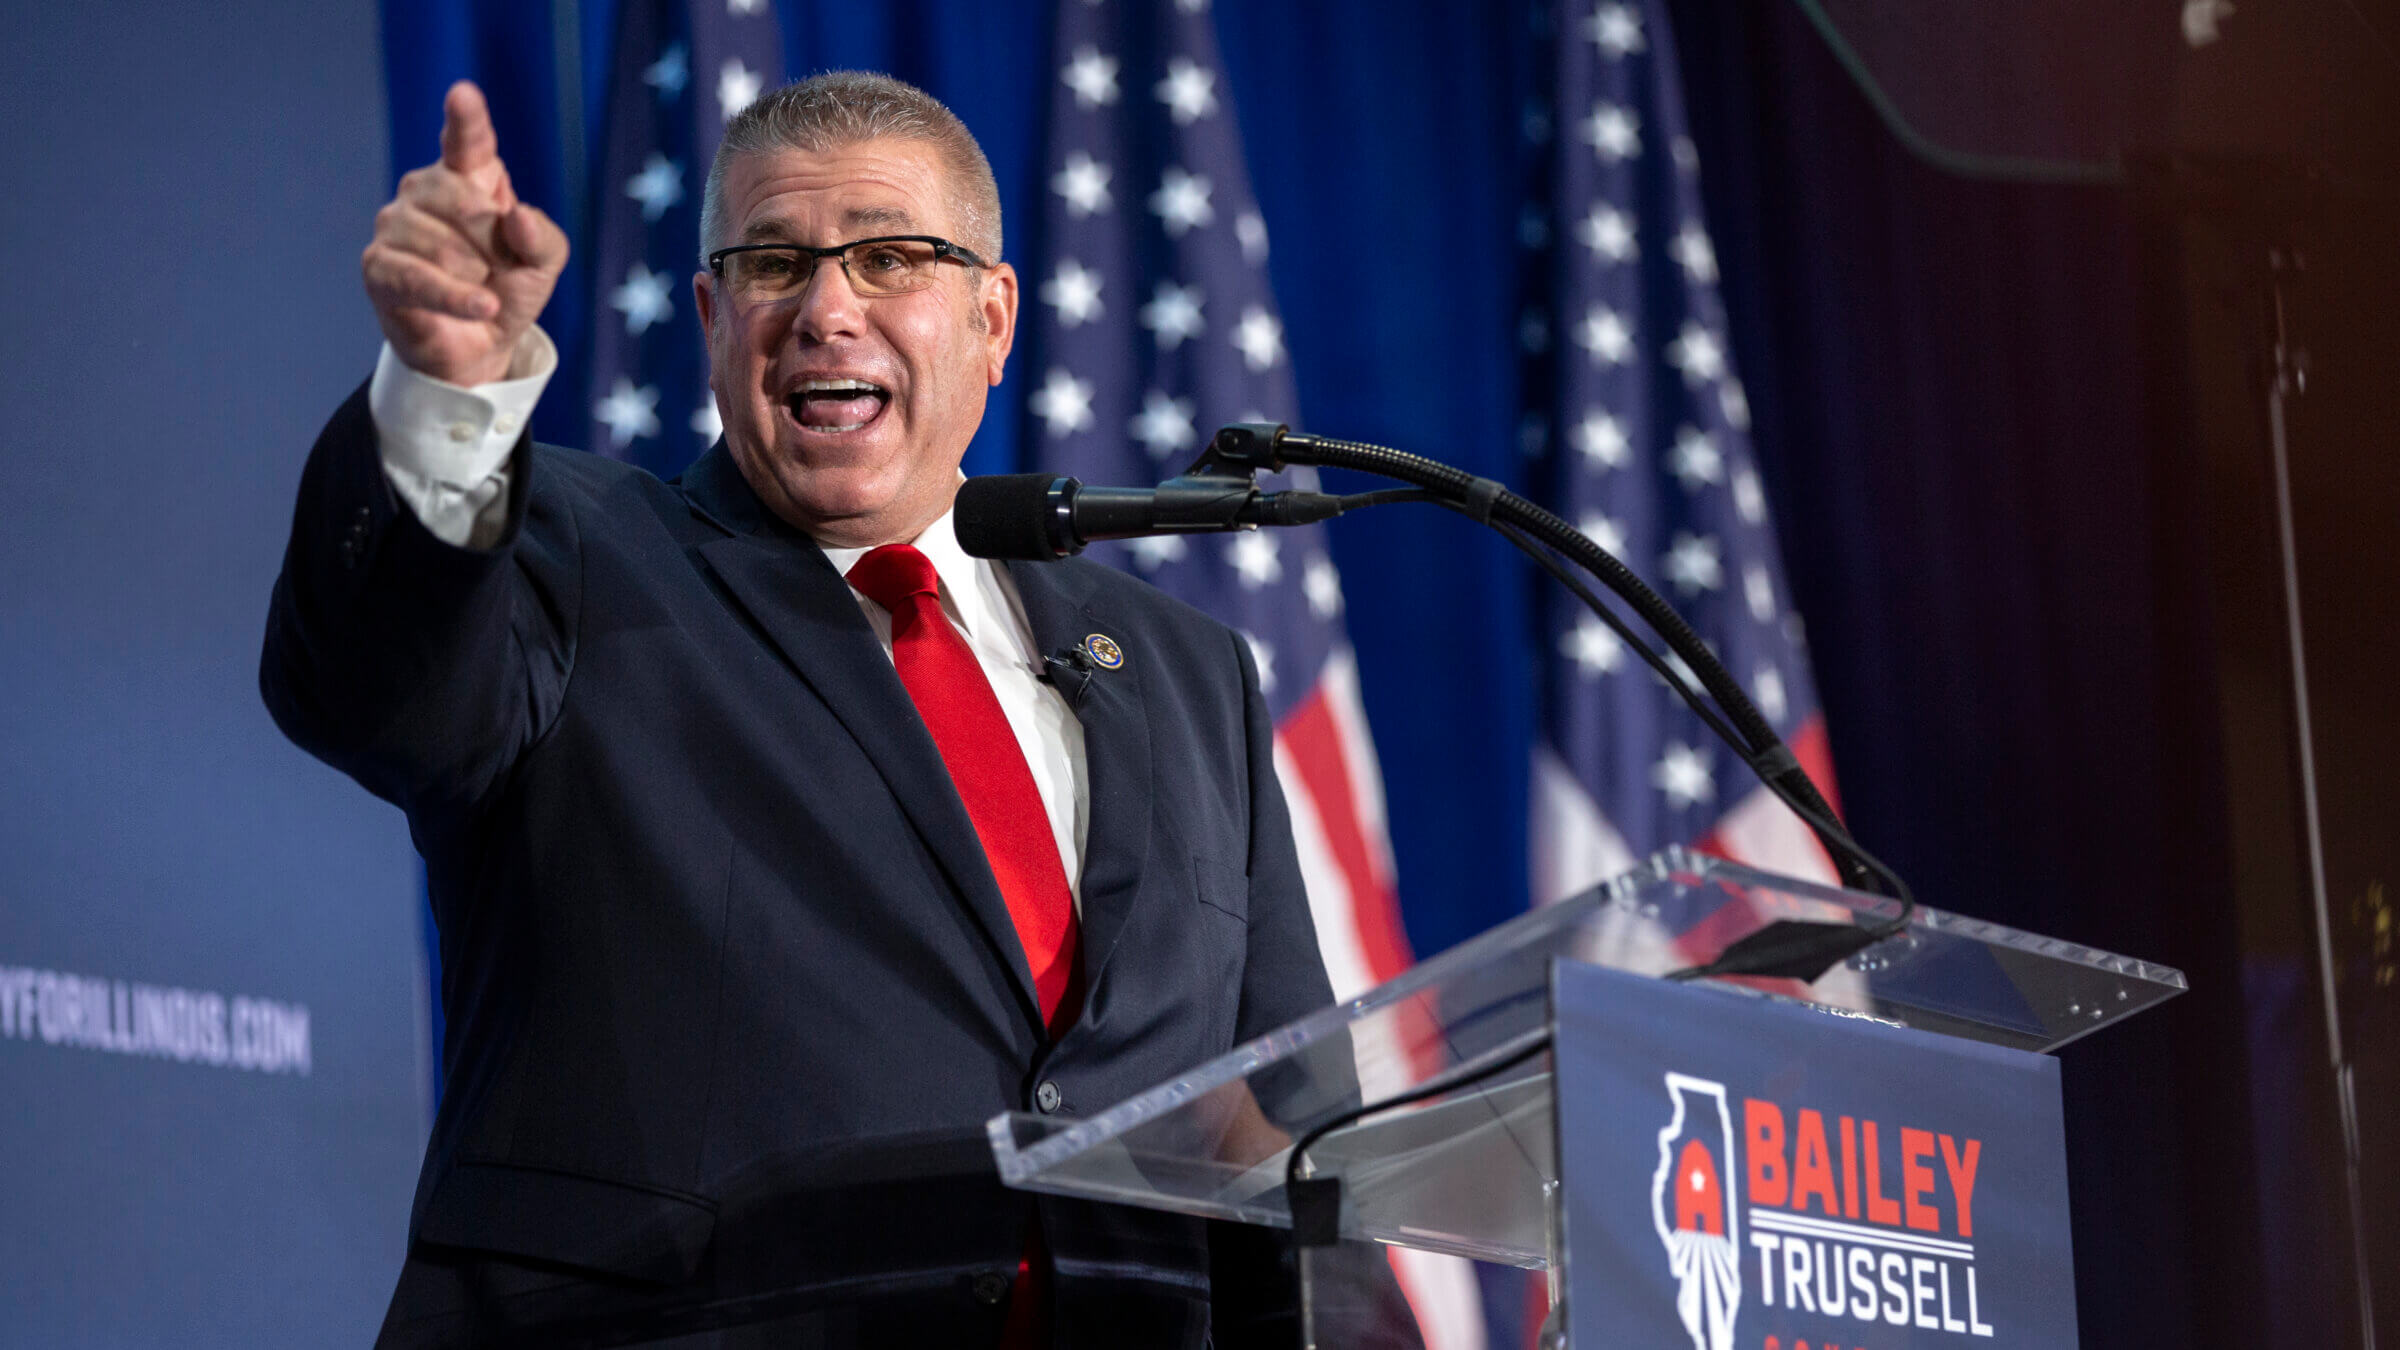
[704,235,990,296]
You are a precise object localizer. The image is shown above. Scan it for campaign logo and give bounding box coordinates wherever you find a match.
[1652,1072,1742,1350]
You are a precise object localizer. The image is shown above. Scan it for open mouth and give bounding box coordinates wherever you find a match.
[784,378,891,435]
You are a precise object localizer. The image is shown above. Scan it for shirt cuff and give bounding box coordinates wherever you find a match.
[369,327,556,486]
[369,328,556,549]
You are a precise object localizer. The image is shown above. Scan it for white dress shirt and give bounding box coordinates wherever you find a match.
[366,332,1091,907]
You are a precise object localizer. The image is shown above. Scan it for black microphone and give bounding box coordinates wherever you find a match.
[953,473,1343,561]
[1037,646,1095,707]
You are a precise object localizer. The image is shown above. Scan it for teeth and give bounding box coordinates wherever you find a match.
[795,378,884,394]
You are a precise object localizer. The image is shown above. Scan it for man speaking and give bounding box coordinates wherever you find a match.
[263,71,1344,1347]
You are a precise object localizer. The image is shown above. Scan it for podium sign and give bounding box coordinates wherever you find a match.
[1554,960,2077,1349]
[988,849,2179,1346]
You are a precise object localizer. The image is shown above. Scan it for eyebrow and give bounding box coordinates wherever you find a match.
[740,205,921,244]
[843,204,917,234]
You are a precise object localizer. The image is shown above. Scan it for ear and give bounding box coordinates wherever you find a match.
[977,261,1018,387]
[693,270,718,335]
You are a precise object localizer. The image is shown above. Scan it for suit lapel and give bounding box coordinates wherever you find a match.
[682,448,1041,1027]
[1006,560,1154,996]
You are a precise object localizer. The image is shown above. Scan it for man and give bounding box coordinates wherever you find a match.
[264,72,1350,1347]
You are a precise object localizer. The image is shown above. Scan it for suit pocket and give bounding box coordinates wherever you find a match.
[1190,855,1248,1057]
[416,1159,718,1286]
[1192,854,1248,924]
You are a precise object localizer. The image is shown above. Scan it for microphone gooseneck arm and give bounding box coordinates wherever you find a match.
[1190,423,1914,978]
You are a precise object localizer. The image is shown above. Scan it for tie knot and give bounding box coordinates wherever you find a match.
[846,543,943,613]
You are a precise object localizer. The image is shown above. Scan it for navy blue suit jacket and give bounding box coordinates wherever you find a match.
[262,387,1347,1346]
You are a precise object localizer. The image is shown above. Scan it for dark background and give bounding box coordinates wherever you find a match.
[3,0,2393,1342]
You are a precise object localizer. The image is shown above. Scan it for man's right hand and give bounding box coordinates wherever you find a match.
[363,81,569,388]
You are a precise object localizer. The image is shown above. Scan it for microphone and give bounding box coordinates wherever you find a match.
[954,473,1343,561]
[1037,646,1095,707]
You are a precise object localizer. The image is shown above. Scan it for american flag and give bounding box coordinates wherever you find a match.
[585,0,783,475]
[1528,0,1837,905]
[1024,2,1482,1344]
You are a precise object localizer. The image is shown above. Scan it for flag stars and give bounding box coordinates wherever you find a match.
[1227,531,1283,588]
[1744,564,1777,621]
[1574,305,1634,366]
[1051,152,1112,217]
[691,400,722,442]
[1303,554,1344,618]
[1155,57,1219,125]
[1720,379,1751,430]
[1582,101,1641,161]
[1753,666,1789,723]
[1653,742,1716,807]
[1519,205,1552,250]
[1029,367,1095,437]
[1564,614,1625,675]
[1519,309,1551,354]
[1062,46,1121,107]
[1662,532,1724,595]
[1149,167,1215,237]
[1141,282,1205,349]
[1572,409,1631,468]
[1127,534,1186,570]
[1522,101,1554,144]
[1243,631,1277,693]
[1130,390,1197,459]
[726,0,765,14]
[1665,322,1726,386]
[1040,259,1104,327]
[625,153,683,222]
[1731,466,1766,523]
[594,376,661,447]
[1667,425,1723,488]
[717,58,762,122]
[1234,211,1269,263]
[1587,3,1646,56]
[643,44,688,99]
[1672,135,1700,173]
[1520,411,1550,458]
[1232,306,1285,371]
[1574,203,1637,263]
[1670,224,1718,285]
[610,262,674,335]
[1578,511,1628,557]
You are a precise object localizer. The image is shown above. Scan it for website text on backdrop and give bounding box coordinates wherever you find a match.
[261,72,1392,1347]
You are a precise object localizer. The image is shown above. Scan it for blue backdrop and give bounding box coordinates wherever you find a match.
[0,1,426,1345]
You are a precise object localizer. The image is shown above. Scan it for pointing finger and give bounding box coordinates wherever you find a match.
[439,81,499,175]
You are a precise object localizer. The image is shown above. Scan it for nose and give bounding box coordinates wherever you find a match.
[790,252,866,344]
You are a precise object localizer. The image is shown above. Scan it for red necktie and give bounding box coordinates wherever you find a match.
[846,544,1083,1033]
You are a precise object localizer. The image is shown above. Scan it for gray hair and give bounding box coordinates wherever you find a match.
[698,70,1002,266]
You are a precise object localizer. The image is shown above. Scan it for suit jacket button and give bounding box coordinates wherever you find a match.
[1035,1079,1063,1113]
[972,1270,1011,1305]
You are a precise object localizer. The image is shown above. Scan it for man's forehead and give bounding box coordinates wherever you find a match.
[727,139,952,239]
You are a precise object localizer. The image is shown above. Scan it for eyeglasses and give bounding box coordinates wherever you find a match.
[706,235,989,301]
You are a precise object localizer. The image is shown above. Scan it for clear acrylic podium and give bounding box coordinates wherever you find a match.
[988,847,2187,1344]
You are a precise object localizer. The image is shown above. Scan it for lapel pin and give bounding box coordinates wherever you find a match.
[1082,634,1125,670]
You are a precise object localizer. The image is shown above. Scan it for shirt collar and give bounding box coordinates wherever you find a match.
[820,503,997,638]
